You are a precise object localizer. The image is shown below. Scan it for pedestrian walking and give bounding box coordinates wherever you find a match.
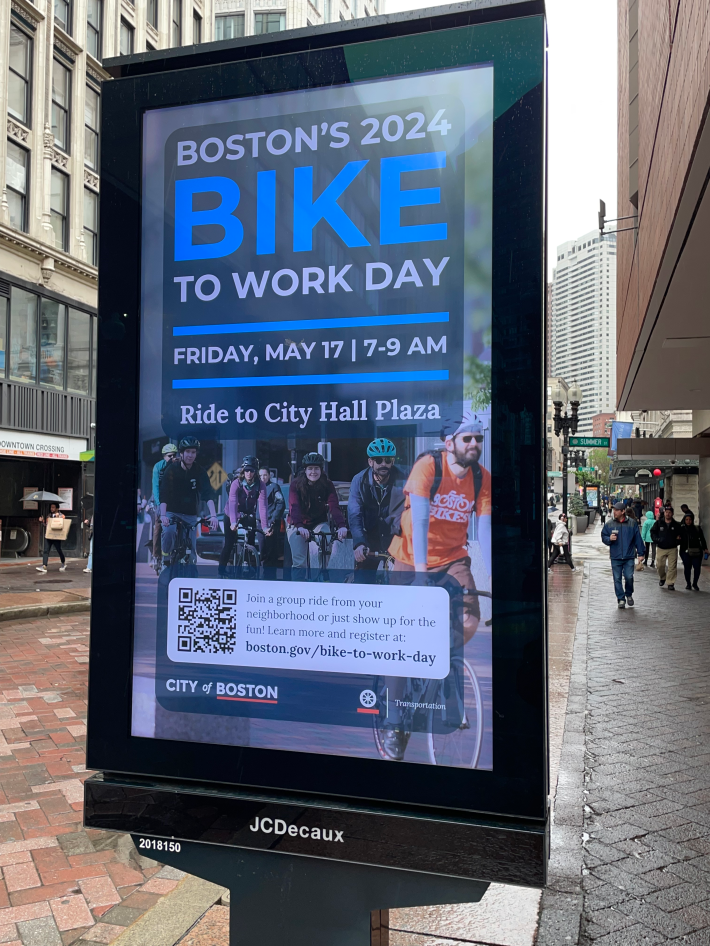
[651,505,682,591]
[601,502,645,608]
[600,504,607,526]
[679,512,707,591]
[680,503,695,520]
[641,510,656,566]
[548,513,575,572]
[83,514,93,573]
[36,503,68,573]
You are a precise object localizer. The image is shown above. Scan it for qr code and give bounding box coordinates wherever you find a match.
[176,587,237,655]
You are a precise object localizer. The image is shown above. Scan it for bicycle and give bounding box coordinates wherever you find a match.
[160,515,214,582]
[306,527,334,581]
[372,588,491,768]
[230,514,264,579]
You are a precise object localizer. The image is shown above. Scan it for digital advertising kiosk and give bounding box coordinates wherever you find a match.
[84,2,549,941]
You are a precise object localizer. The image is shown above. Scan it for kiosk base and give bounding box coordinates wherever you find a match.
[146,838,489,946]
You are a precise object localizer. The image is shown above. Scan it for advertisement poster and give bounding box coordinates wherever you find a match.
[132,65,494,769]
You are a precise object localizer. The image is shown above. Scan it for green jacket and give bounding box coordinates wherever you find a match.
[641,510,655,543]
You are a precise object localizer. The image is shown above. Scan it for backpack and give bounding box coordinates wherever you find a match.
[388,450,483,536]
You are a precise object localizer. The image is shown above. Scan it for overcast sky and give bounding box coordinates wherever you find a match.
[383,0,618,278]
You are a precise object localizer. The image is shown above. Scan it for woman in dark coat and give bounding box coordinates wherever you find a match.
[679,512,708,591]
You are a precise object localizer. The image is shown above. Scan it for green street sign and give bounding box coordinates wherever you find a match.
[570,436,609,448]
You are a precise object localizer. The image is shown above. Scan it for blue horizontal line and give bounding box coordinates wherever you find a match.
[172,369,449,389]
[173,312,449,337]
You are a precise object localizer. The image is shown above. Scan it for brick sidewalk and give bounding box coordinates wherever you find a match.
[579,560,710,945]
[0,613,183,945]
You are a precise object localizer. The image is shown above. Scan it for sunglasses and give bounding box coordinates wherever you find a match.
[460,434,484,444]
[373,457,394,464]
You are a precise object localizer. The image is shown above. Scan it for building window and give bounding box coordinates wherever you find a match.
[120,19,134,54]
[254,11,285,32]
[55,0,72,33]
[86,0,102,58]
[9,288,37,384]
[147,0,158,28]
[84,84,99,170]
[40,299,66,389]
[146,39,156,50]
[50,168,69,251]
[6,141,29,233]
[67,308,90,394]
[8,24,32,127]
[84,188,98,266]
[172,0,182,45]
[51,59,71,152]
[193,10,201,41]
[215,13,244,38]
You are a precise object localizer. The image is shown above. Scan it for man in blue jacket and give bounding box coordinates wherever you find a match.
[348,439,405,582]
[601,501,646,608]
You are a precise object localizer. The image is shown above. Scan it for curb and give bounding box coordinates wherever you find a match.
[110,874,228,946]
[0,599,91,622]
[535,562,588,945]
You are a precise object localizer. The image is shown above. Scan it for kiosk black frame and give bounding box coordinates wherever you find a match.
[86,0,548,888]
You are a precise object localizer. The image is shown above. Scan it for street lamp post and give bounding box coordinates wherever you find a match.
[551,379,583,518]
[570,449,586,503]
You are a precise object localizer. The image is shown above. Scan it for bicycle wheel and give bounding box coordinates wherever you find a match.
[427,659,483,768]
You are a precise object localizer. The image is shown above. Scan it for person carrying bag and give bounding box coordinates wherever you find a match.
[37,503,69,573]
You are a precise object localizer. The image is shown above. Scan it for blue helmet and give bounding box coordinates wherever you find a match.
[367,438,396,458]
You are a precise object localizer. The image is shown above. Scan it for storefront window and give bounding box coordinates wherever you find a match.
[40,299,66,389]
[67,307,90,394]
[9,288,37,383]
[91,315,98,396]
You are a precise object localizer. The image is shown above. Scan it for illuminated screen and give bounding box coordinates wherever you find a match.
[132,64,494,770]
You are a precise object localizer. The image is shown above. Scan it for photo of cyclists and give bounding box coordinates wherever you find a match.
[131,63,494,769]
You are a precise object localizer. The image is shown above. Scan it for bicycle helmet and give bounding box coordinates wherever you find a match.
[162,443,178,455]
[367,438,396,458]
[178,436,200,452]
[241,455,259,472]
[301,452,325,468]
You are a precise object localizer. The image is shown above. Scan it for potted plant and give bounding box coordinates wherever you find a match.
[568,494,588,533]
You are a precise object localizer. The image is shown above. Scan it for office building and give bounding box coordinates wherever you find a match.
[550,229,617,434]
[615,0,710,522]
[592,412,614,439]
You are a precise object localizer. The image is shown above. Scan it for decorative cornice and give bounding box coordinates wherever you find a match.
[10,0,43,25]
[121,0,136,18]
[51,148,69,169]
[53,25,83,58]
[84,168,99,190]
[146,21,159,41]
[0,225,98,283]
[7,118,29,144]
[86,54,111,83]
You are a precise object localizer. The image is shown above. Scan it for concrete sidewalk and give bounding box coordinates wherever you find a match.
[0,562,91,622]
